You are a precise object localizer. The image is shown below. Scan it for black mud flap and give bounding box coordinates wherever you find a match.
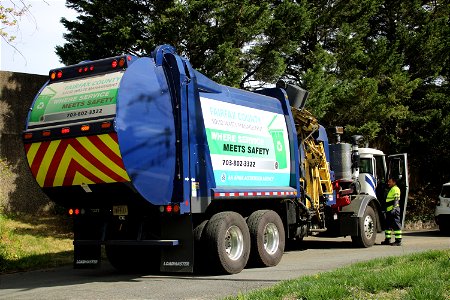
[160,214,194,273]
[339,212,359,236]
[74,244,101,269]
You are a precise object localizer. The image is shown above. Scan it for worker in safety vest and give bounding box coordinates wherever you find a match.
[381,177,402,246]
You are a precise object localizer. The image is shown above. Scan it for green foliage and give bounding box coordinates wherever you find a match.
[0,213,73,273]
[56,0,449,190]
[227,249,450,300]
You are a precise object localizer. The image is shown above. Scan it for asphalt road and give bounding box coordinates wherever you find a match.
[1,230,449,300]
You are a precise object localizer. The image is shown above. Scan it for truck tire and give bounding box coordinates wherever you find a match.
[193,220,208,272]
[203,212,250,274]
[247,210,285,267]
[351,205,377,248]
[105,245,160,273]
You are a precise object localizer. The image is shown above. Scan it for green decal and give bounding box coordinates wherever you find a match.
[28,71,124,127]
[200,97,291,187]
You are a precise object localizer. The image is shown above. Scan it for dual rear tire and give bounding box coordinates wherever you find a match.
[200,210,285,274]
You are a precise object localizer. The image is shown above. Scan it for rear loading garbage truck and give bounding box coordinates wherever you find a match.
[23,45,408,274]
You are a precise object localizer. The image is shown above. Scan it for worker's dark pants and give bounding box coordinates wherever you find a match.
[385,208,402,240]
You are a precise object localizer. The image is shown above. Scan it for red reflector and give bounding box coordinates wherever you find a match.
[68,208,74,215]
[111,60,118,68]
[50,72,56,80]
[101,122,111,129]
[61,128,70,134]
[81,125,90,131]
[57,71,63,79]
[165,205,173,213]
[118,58,125,67]
[24,133,33,139]
[42,130,51,137]
[74,208,80,215]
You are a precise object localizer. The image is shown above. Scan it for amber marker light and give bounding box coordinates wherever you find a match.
[42,130,51,137]
[101,121,111,129]
[24,132,33,139]
[118,58,125,67]
[50,72,56,80]
[81,124,90,132]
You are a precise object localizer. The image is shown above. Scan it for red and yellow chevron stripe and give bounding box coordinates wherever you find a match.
[24,133,130,187]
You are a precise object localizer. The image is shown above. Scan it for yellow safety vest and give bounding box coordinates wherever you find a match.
[386,185,401,212]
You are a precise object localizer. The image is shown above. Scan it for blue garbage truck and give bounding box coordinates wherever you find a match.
[23,45,408,274]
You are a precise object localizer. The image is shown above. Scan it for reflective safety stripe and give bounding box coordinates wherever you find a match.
[394,230,402,238]
[385,230,392,238]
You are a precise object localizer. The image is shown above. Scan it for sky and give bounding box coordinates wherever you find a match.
[0,0,77,75]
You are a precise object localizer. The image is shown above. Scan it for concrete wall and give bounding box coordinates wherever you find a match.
[0,71,50,213]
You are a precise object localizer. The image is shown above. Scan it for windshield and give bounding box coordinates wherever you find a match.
[359,158,373,174]
[440,186,450,198]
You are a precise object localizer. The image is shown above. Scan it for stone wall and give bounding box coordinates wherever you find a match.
[0,71,50,213]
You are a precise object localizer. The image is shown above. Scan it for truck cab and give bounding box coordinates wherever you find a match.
[358,147,387,199]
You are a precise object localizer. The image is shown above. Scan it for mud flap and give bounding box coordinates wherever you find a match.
[160,214,194,273]
[74,244,101,269]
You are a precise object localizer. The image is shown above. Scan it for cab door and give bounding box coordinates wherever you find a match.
[387,154,409,227]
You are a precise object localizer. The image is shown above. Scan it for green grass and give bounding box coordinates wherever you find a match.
[0,213,74,273]
[228,249,450,300]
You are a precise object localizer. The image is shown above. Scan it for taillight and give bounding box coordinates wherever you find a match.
[42,130,51,137]
[57,71,63,79]
[159,204,180,214]
[111,60,118,68]
[24,132,33,139]
[61,127,70,134]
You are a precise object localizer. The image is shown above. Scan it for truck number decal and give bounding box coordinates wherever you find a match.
[223,159,256,168]
[66,108,102,118]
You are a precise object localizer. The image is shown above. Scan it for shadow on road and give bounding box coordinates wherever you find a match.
[402,229,448,237]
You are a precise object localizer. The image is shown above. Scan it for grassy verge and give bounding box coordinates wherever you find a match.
[228,249,450,300]
[0,213,73,273]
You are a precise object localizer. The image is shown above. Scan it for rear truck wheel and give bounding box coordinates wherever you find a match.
[351,205,377,248]
[193,220,208,272]
[203,212,250,274]
[247,210,285,267]
[105,245,160,273]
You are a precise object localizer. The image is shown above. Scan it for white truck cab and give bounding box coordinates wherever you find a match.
[435,182,450,234]
[358,148,387,198]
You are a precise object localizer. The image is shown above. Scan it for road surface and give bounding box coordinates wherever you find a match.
[1,230,448,300]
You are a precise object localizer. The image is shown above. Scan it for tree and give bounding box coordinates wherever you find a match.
[57,0,449,189]
[56,0,310,88]
[0,0,30,43]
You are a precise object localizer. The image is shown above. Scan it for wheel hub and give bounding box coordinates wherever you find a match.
[225,225,244,261]
[263,223,280,255]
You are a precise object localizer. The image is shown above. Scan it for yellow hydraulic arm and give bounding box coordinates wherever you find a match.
[291,107,333,219]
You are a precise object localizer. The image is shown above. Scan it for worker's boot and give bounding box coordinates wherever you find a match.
[392,239,402,246]
[381,239,392,245]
